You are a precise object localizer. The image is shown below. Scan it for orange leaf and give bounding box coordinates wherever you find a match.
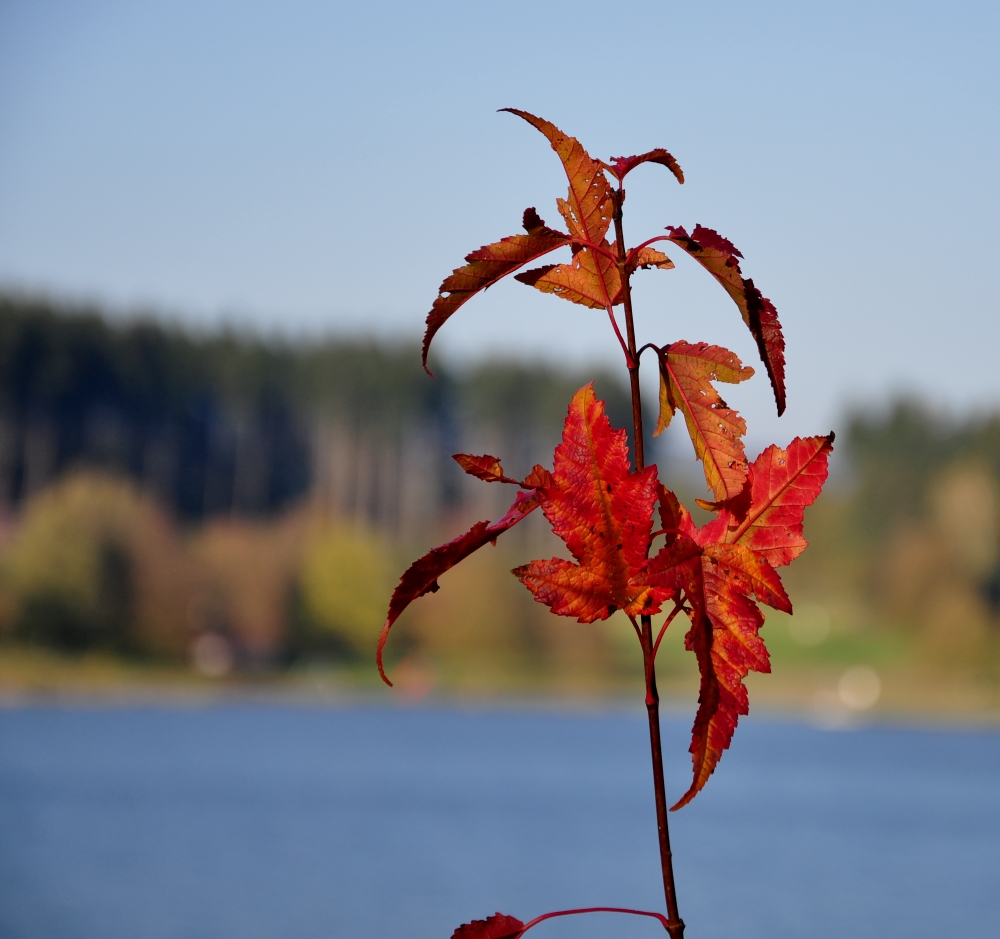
[422,207,570,371]
[503,110,621,311]
[627,245,674,275]
[377,490,539,685]
[655,341,754,501]
[513,384,673,622]
[502,110,614,246]
[515,241,622,310]
[453,453,518,485]
[665,225,786,415]
[606,149,685,185]
[522,464,554,489]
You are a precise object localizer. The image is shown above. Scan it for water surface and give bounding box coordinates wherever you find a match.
[0,704,996,939]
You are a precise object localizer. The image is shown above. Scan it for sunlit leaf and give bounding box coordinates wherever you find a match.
[503,110,620,311]
[453,453,518,484]
[422,207,570,370]
[513,384,675,622]
[722,434,835,567]
[646,536,790,809]
[627,245,674,275]
[665,225,786,415]
[655,342,754,501]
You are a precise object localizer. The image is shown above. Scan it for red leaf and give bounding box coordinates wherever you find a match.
[453,453,518,485]
[654,438,834,808]
[694,476,753,523]
[377,491,539,685]
[422,208,570,371]
[451,913,526,939]
[513,384,675,622]
[665,225,786,415]
[652,541,789,810]
[656,484,697,545]
[606,149,685,185]
[655,342,754,502]
[722,434,835,567]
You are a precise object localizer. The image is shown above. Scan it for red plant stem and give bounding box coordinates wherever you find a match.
[613,188,686,939]
[519,906,672,934]
[605,307,634,366]
[651,602,684,664]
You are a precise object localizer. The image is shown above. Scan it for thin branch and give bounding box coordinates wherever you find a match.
[606,307,634,366]
[520,906,671,935]
[627,613,643,641]
[651,602,685,665]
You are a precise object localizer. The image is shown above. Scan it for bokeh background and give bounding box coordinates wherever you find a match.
[1,3,999,938]
[1,0,999,718]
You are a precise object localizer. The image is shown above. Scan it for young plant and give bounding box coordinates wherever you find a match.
[377,110,833,939]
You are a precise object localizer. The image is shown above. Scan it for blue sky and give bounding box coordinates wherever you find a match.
[1,0,998,447]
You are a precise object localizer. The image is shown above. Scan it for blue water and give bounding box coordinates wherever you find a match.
[0,705,996,939]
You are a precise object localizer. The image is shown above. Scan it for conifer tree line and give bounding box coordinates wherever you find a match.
[0,294,633,532]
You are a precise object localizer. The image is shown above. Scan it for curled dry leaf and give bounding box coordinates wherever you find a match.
[606,149,685,185]
[451,912,526,939]
[453,453,518,484]
[665,225,786,415]
[655,341,754,502]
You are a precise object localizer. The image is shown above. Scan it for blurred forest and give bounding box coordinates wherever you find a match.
[0,293,998,716]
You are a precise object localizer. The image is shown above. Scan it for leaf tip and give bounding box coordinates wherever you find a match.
[375,621,394,687]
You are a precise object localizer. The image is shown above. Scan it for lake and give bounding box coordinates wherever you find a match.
[0,703,997,938]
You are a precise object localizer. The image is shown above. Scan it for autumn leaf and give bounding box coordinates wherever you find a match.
[708,434,835,566]
[664,225,786,415]
[503,109,621,312]
[668,541,790,809]
[606,149,685,185]
[453,453,518,485]
[627,245,674,275]
[655,342,754,502]
[522,463,554,489]
[377,490,539,685]
[451,913,525,939]
[422,207,570,371]
[648,437,833,808]
[513,384,675,622]
[514,242,622,310]
[502,110,614,246]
